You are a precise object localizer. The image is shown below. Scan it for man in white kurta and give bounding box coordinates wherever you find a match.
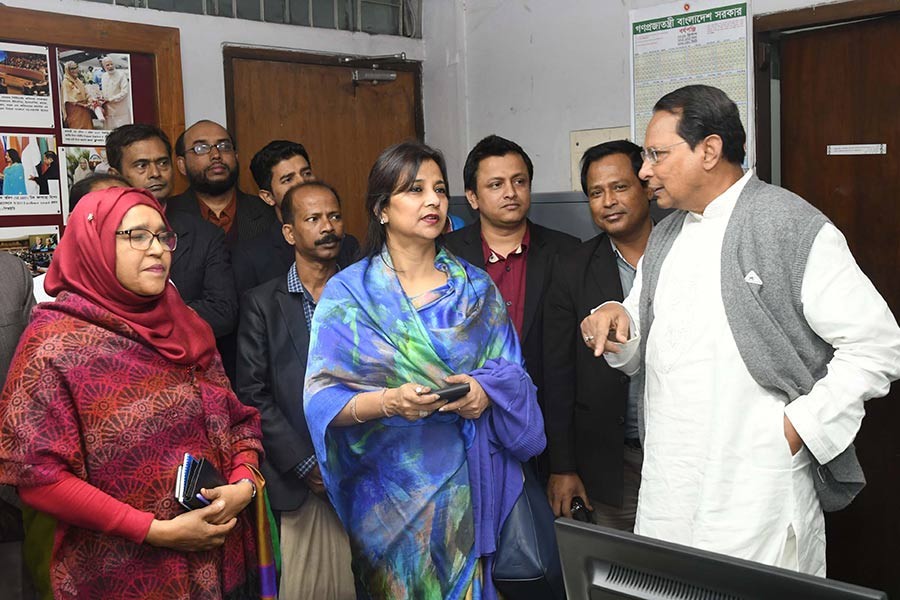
[100,58,132,130]
[582,85,900,576]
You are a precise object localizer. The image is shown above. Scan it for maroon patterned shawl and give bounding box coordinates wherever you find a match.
[0,292,263,599]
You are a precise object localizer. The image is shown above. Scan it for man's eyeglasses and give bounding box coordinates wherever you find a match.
[186,141,235,156]
[115,229,178,252]
[640,141,687,165]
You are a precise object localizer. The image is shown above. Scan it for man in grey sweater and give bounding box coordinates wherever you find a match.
[581,85,900,575]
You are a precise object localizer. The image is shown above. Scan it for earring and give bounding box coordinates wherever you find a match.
[379,217,386,225]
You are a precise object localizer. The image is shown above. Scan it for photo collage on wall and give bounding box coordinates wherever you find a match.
[0,40,136,276]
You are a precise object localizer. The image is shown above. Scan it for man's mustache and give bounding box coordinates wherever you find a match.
[315,233,342,246]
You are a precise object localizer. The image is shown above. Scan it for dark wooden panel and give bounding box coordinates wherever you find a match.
[755,0,900,33]
[780,15,900,596]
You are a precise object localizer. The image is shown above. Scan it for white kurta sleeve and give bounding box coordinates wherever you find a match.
[103,72,129,103]
[785,223,900,464]
[600,257,644,375]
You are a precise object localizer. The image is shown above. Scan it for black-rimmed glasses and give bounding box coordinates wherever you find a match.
[115,229,178,252]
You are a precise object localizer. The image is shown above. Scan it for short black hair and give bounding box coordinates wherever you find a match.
[463,134,533,193]
[69,173,130,211]
[579,140,645,196]
[249,140,311,192]
[175,120,236,157]
[106,124,172,171]
[43,150,58,160]
[654,85,746,165]
[281,181,341,227]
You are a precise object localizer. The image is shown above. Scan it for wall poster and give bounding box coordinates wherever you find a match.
[0,224,59,277]
[629,2,753,165]
[0,42,55,129]
[0,133,61,216]
[57,48,133,146]
[59,145,110,223]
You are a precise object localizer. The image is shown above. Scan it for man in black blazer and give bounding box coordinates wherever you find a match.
[443,135,579,481]
[106,124,238,337]
[543,140,654,531]
[30,150,59,195]
[167,119,277,248]
[236,181,353,598]
[233,140,359,297]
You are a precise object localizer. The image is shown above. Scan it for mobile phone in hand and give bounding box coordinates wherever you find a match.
[430,382,470,402]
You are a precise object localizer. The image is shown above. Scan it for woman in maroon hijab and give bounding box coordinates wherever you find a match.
[0,188,263,599]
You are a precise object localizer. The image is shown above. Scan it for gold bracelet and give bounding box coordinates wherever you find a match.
[350,394,365,424]
[380,388,390,417]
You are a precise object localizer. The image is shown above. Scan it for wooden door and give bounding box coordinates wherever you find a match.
[780,14,900,596]
[226,52,420,241]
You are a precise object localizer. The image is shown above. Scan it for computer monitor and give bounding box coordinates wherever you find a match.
[555,519,888,600]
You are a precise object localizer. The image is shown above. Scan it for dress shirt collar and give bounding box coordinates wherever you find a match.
[483,224,531,264]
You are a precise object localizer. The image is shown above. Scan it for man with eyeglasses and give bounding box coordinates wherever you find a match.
[581,85,900,575]
[106,124,238,338]
[167,121,279,384]
[167,120,277,248]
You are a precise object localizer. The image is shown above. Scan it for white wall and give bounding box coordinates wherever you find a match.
[2,0,424,127]
[421,1,469,196]
[5,0,845,193]
[422,0,845,193]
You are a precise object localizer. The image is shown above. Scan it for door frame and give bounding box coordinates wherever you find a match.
[753,0,900,182]
[222,46,425,145]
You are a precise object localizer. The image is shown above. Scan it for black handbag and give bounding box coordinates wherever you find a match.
[492,462,565,599]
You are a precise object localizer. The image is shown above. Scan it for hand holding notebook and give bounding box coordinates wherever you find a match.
[175,452,227,510]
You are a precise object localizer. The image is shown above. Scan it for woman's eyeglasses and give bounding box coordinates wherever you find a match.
[115,229,178,252]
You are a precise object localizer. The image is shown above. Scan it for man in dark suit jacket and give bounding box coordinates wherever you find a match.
[236,181,353,598]
[167,119,277,248]
[106,124,238,337]
[543,140,654,531]
[443,135,579,481]
[233,139,359,297]
[31,151,59,195]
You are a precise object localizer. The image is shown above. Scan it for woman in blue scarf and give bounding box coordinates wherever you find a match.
[304,142,545,599]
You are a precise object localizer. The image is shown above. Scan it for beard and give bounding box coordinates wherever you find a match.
[186,163,240,196]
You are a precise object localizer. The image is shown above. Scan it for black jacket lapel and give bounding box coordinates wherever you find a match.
[588,234,626,303]
[275,281,310,369]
